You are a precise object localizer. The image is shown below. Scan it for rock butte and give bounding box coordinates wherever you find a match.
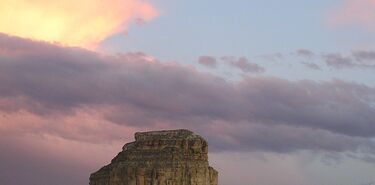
[90,129,218,185]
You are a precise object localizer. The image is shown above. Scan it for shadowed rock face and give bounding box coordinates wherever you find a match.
[89,129,218,185]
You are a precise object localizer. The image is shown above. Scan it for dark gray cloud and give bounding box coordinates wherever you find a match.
[198,56,217,68]
[222,56,265,73]
[205,123,374,153]
[322,51,375,69]
[353,50,375,62]
[296,49,320,70]
[296,49,315,59]
[301,62,321,70]
[324,53,355,69]
[1,33,375,154]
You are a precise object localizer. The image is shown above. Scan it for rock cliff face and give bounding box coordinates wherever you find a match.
[90,129,218,185]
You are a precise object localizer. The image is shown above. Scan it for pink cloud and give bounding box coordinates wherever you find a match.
[0,106,137,144]
[329,0,375,31]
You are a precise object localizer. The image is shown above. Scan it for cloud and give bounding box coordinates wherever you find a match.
[323,51,375,69]
[198,56,217,68]
[222,56,265,73]
[301,62,321,70]
[0,0,157,49]
[196,50,375,72]
[329,0,375,31]
[0,129,124,185]
[205,122,375,153]
[1,33,375,153]
[324,53,355,69]
[353,50,375,62]
[1,33,375,185]
[296,49,315,59]
[294,49,320,70]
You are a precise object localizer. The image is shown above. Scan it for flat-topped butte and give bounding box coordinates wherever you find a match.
[90,129,218,185]
[134,129,202,141]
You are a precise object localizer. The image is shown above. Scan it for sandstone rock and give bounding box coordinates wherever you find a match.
[90,129,218,185]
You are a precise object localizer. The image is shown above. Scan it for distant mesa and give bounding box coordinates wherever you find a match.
[90,129,218,185]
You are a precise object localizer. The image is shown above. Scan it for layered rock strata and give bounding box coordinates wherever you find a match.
[90,129,218,185]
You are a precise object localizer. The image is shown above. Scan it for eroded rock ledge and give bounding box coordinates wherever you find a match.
[89,129,218,185]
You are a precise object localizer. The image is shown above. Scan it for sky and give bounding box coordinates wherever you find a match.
[0,0,375,185]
